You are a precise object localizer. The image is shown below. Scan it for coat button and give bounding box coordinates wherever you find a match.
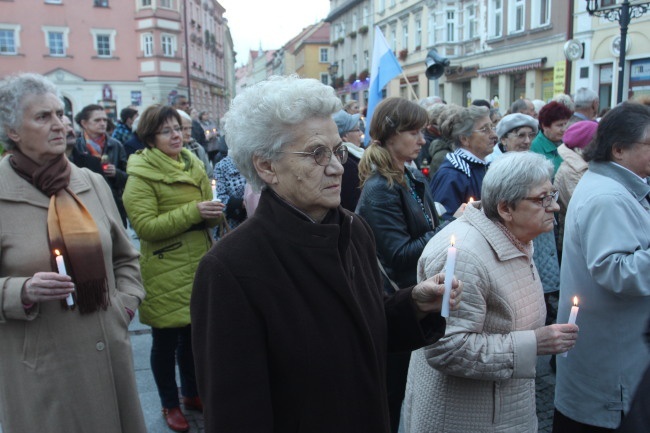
[96,341,105,351]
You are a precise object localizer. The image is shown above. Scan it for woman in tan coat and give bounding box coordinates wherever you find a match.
[0,73,146,433]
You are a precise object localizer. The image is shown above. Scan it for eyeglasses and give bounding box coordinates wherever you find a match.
[522,190,559,208]
[156,126,182,136]
[474,125,497,135]
[510,131,537,141]
[279,145,349,166]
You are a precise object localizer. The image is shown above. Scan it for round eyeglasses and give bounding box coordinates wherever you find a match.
[279,145,349,166]
[522,190,559,208]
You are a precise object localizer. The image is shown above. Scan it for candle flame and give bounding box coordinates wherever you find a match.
[54,249,62,256]
[212,179,216,187]
[573,296,579,306]
[468,197,474,203]
[450,235,455,247]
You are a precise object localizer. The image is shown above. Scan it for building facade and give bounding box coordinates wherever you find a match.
[0,0,231,123]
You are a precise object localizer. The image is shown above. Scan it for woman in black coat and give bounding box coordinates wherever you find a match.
[355,97,463,432]
[191,76,463,433]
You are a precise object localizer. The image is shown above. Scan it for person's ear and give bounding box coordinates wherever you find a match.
[253,155,277,185]
[611,144,625,163]
[6,128,21,144]
[497,200,514,222]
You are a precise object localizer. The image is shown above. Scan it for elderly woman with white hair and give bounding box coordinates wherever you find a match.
[177,108,213,177]
[402,151,578,433]
[190,75,463,433]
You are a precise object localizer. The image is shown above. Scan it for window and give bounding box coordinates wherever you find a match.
[509,0,525,34]
[45,0,63,4]
[446,10,455,43]
[402,23,408,50]
[94,0,109,7]
[465,5,477,39]
[159,0,174,8]
[319,47,328,63]
[415,17,422,49]
[320,72,329,86]
[428,12,436,46]
[48,31,65,56]
[353,54,357,72]
[378,0,385,13]
[390,0,395,7]
[91,29,116,57]
[390,26,396,51]
[364,50,369,69]
[0,25,19,55]
[352,12,358,30]
[161,34,175,57]
[531,0,551,27]
[363,5,369,26]
[489,0,503,38]
[141,0,151,6]
[142,33,153,57]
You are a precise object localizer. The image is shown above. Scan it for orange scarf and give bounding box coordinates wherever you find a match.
[9,150,109,313]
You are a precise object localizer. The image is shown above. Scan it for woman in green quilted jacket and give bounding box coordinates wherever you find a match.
[123,104,224,433]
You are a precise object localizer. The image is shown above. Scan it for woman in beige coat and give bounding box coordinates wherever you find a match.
[402,152,578,433]
[0,73,146,433]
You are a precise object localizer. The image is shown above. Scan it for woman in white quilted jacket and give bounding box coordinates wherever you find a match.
[402,151,578,433]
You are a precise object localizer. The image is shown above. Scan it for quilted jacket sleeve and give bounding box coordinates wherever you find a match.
[418,246,538,381]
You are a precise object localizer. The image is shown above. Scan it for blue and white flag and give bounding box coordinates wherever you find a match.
[364,26,403,145]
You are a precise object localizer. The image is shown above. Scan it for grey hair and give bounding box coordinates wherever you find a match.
[223,75,342,191]
[176,109,192,122]
[573,87,599,109]
[482,151,553,221]
[438,105,489,149]
[419,95,443,110]
[0,73,60,149]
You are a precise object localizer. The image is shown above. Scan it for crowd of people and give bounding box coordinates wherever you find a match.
[1,71,649,433]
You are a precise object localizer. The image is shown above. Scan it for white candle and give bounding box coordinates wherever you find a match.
[468,197,474,204]
[211,179,220,202]
[54,249,74,307]
[441,235,457,318]
[561,296,579,357]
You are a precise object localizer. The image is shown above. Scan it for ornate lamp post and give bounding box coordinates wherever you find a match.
[585,0,650,103]
[328,62,339,89]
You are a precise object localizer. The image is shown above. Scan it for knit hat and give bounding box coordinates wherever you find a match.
[563,120,598,149]
[496,113,538,140]
[332,110,361,137]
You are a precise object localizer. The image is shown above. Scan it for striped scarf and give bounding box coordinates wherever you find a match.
[9,150,109,313]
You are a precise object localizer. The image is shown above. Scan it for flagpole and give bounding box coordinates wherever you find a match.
[400,70,418,101]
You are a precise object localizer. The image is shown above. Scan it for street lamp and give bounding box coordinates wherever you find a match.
[328,62,339,88]
[585,0,650,103]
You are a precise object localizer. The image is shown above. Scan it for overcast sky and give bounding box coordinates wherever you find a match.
[219,0,330,66]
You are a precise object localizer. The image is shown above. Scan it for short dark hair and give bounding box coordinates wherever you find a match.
[509,99,529,114]
[120,107,138,123]
[75,104,104,127]
[584,102,650,162]
[472,99,491,109]
[170,94,188,108]
[136,104,182,148]
[538,101,573,128]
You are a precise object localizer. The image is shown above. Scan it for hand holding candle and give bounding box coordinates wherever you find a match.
[211,179,220,202]
[561,296,579,357]
[54,249,74,307]
[441,236,457,318]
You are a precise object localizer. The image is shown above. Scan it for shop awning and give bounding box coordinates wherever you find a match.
[477,57,547,77]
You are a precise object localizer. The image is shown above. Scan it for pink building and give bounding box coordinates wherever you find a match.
[0,0,230,122]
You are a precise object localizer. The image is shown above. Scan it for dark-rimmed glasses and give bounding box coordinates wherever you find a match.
[279,145,348,166]
[522,190,559,208]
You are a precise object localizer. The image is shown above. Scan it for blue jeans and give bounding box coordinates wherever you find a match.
[150,325,198,409]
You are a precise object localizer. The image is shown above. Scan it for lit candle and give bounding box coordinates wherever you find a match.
[54,249,74,307]
[211,179,220,202]
[441,235,457,318]
[468,197,474,203]
[561,296,579,357]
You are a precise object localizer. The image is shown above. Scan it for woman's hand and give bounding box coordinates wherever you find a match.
[197,200,225,220]
[534,324,579,355]
[453,203,467,218]
[21,272,75,305]
[412,273,463,318]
